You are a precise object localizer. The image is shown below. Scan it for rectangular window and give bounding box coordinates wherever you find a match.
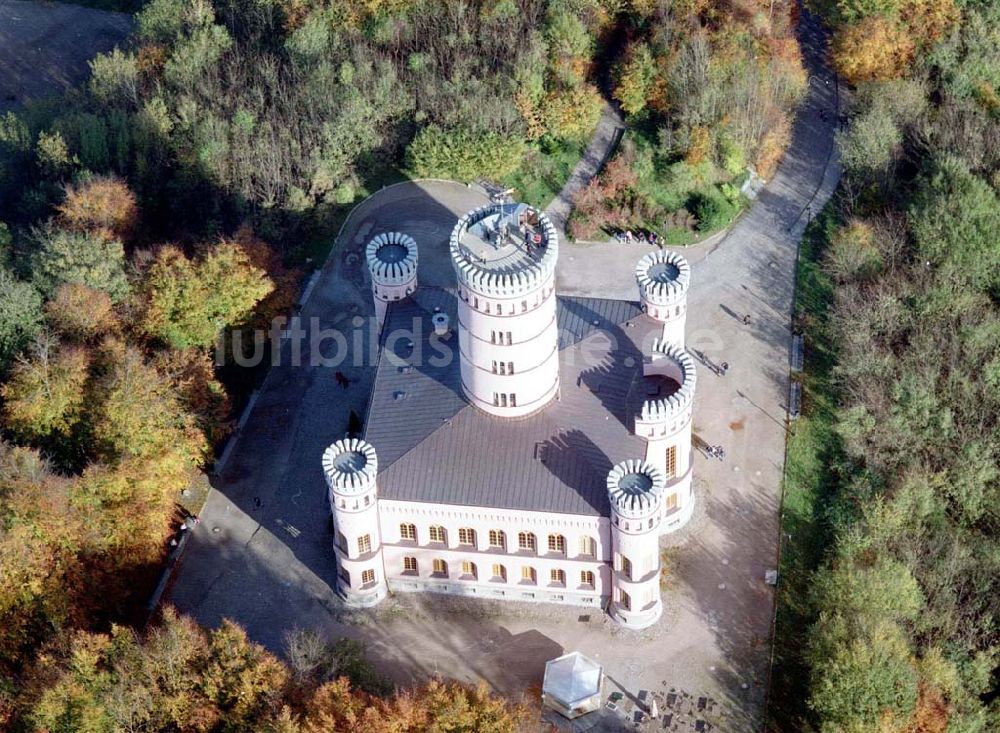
[500,394,508,407]
[432,559,448,576]
[508,362,514,374]
[493,392,499,406]
[403,556,417,572]
[620,555,632,580]
[492,360,498,374]
[361,569,375,585]
[580,570,595,587]
[338,566,350,586]
[336,532,348,553]
[666,492,678,509]
[666,445,677,478]
[510,394,516,407]
[550,569,565,586]
[458,528,476,546]
[488,530,505,549]
[399,523,416,541]
[619,589,631,610]
[521,566,536,584]
[521,300,527,312]
[429,526,446,543]
[505,331,512,344]
[490,330,496,344]
[358,534,372,554]
[578,536,595,556]
[499,361,506,375]
[492,564,507,582]
[461,561,476,578]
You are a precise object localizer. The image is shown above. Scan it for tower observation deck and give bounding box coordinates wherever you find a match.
[450,203,559,418]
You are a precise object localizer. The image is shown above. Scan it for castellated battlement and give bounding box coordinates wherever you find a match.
[450,203,558,298]
[366,232,418,286]
[322,438,378,495]
[607,459,667,519]
[636,249,690,306]
[638,340,697,424]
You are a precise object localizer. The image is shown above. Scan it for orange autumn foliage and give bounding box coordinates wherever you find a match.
[832,16,915,84]
[56,175,138,243]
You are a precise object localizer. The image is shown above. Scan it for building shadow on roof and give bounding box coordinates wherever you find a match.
[537,429,613,514]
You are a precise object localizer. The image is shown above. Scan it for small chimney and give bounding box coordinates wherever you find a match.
[432,312,450,336]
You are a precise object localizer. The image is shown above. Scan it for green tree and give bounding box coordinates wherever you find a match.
[909,157,1000,295]
[0,269,43,370]
[139,242,273,349]
[614,43,657,116]
[86,342,206,464]
[1,336,89,443]
[28,224,128,302]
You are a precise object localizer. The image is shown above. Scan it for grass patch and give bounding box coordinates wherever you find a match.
[504,135,589,209]
[766,206,842,733]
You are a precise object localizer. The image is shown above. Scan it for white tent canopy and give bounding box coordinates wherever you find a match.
[542,652,604,718]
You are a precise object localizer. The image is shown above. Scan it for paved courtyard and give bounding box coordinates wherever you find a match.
[168,12,841,733]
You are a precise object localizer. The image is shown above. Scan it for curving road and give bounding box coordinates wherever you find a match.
[165,9,842,732]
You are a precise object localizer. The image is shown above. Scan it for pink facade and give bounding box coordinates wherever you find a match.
[327,204,698,629]
[451,204,560,417]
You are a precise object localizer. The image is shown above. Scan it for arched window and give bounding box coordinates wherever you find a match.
[520,566,537,584]
[578,536,595,557]
[488,529,506,549]
[458,528,476,546]
[399,523,416,541]
[580,570,595,588]
[428,525,446,544]
[432,559,448,576]
[518,532,536,553]
[460,561,477,579]
[491,564,507,582]
[550,569,566,586]
[547,534,566,555]
[403,556,418,573]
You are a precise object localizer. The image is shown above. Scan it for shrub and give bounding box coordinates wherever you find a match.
[689,187,738,232]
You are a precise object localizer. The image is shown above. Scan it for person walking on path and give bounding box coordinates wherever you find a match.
[742,314,752,326]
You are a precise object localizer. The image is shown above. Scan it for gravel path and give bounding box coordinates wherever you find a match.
[544,102,625,234]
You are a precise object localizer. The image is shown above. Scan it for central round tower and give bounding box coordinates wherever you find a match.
[451,203,559,418]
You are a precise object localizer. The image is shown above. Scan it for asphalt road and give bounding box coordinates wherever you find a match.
[166,9,842,731]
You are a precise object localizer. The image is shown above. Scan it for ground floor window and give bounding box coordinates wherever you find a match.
[403,556,418,573]
[492,564,507,582]
[461,561,477,579]
[361,569,375,585]
[580,570,595,588]
[432,559,448,576]
[521,566,537,584]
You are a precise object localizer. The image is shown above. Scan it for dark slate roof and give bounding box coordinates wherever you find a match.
[363,288,661,516]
